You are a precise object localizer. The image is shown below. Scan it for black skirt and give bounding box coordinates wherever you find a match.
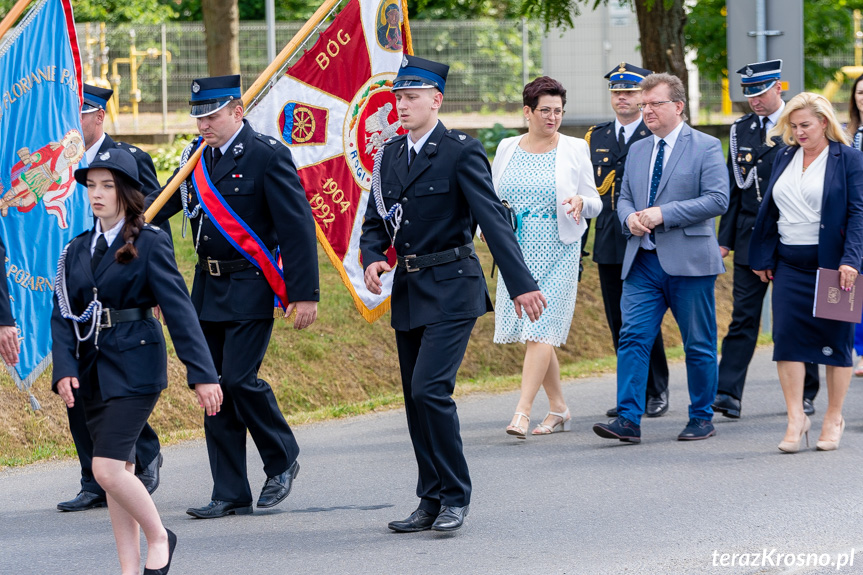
[772,243,853,366]
[83,376,160,463]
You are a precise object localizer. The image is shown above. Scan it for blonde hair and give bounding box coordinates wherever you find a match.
[768,91,849,147]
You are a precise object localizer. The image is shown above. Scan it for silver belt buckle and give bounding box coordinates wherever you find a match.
[100,309,113,329]
[403,254,419,272]
[207,258,221,276]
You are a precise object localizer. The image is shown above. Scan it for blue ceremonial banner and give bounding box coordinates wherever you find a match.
[0,0,89,406]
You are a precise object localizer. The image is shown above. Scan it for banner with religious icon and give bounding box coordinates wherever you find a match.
[247,0,410,322]
[0,0,89,406]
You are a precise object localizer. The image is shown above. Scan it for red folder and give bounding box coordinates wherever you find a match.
[813,268,863,323]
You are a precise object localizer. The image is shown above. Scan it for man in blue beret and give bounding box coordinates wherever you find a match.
[362,55,546,533]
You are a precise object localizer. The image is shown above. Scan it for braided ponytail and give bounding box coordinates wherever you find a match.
[112,172,145,264]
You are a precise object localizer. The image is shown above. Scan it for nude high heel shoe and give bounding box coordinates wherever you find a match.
[778,416,811,453]
[532,409,571,435]
[816,418,845,451]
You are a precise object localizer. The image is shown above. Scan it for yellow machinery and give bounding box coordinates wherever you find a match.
[110,28,171,132]
[82,22,118,127]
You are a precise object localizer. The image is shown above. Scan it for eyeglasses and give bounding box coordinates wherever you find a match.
[534,107,565,118]
[637,100,677,111]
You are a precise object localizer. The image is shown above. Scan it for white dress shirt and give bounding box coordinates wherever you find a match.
[90,217,125,256]
[407,121,438,167]
[773,146,828,246]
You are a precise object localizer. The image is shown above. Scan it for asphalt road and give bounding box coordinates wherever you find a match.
[2,347,862,575]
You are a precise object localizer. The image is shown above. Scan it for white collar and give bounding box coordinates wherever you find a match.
[763,100,785,130]
[407,121,438,163]
[217,123,244,155]
[614,115,643,143]
[91,217,125,255]
[85,133,108,165]
[653,120,685,150]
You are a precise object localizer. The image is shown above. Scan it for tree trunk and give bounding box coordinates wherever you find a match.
[202,0,240,76]
[634,0,690,119]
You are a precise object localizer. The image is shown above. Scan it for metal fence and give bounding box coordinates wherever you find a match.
[76,19,543,118]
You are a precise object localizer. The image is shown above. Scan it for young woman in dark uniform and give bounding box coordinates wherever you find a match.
[52,149,221,575]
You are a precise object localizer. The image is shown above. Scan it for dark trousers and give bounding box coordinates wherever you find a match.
[201,318,299,504]
[67,388,160,496]
[597,262,669,399]
[395,319,475,512]
[718,262,820,400]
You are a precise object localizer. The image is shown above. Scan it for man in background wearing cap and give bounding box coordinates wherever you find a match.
[713,60,820,419]
[362,55,546,533]
[586,63,670,420]
[150,74,319,519]
[56,83,165,513]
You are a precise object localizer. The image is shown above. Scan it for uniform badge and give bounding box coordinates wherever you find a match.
[750,121,757,130]
[128,147,137,153]
[270,139,277,145]
[401,55,409,68]
[745,153,752,162]
[745,66,754,77]
[639,130,647,136]
[596,149,609,153]
[459,134,466,140]
[822,346,833,357]
[99,151,110,161]
[233,142,244,156]
[603,157,609,162]
[192,81,201,93]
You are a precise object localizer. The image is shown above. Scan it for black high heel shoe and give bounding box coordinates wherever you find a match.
[143,528,176,575]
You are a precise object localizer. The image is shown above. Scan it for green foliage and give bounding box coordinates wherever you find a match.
[410,0,521,20]
[152,136,195,172]
[477,122,519,157]
[686,0,863,90]
[71,0,177,23]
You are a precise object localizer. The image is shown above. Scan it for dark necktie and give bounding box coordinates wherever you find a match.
[760,117,768,144]
[209,147,222,172]
[618,126,626,150]
[91,234,108,272]
[648,139,666,243]
[409,147,417,168]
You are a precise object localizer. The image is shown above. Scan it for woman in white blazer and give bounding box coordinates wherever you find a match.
[490,76,602,438]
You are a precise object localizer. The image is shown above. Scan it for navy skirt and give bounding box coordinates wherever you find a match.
[83,376,160,463]
[772,243,853,366]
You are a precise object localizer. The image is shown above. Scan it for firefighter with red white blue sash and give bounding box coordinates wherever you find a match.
[149,75,319,519]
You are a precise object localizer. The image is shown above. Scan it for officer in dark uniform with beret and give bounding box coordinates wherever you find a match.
[713,60,820,419]
[585,63,670,419]
[56,83,166,512]
[150,75,319,519]
[362,56,546,533]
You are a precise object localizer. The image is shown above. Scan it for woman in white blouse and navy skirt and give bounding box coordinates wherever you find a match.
[750,92,863,453]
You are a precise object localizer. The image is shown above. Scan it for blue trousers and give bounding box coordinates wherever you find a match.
[617,250,718,425]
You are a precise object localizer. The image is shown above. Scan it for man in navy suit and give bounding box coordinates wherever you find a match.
[57,84,165,512]
[593,73,729,443]
[362,56,546,532]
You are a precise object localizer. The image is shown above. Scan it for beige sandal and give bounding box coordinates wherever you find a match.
[506,412,529,439]
[532,409,572,435]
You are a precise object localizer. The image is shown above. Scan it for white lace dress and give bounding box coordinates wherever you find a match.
[494,146,580,347]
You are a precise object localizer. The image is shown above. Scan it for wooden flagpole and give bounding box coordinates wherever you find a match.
[0,0,34,41]
[144,0,344,222]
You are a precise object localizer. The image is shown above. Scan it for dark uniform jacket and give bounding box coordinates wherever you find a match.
[98,135,161,197]
[717,112,783,266]
[51,225,218,400]
[361,122,538,331]
[0,237,13,325]
[586,119,651,264]
[150,120,320,322]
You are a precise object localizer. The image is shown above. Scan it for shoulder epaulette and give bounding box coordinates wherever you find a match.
[734,112,756,125]
[142,223,161,232]
[255,133,280,147]
[444,129,471,144]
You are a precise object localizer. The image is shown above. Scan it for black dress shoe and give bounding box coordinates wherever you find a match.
[257,459,300,508]
[645,391,669,418]
[186,500,253,519]
[143,528,177,575]
[678,418,716,441]
[431,505,469,532]
[57,490,107,512]
[712,393,741,419]
[803,397,816,416]
[137,452,163,495]
[388,508,438,532]
[605,406,618,417]
[592,416,641,443]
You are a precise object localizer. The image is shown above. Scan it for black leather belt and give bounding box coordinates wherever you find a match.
[100,307,153,329]
[397,243,475,273]
[199,256,255,276]
[638,247,657,254]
